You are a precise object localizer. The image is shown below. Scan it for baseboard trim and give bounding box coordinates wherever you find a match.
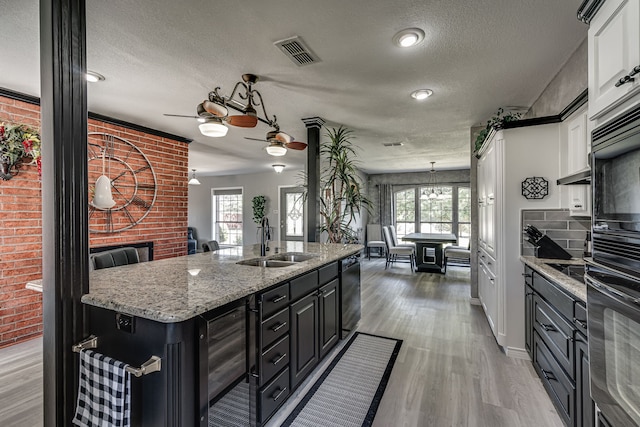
[506,347,530,360]
[469,297,481,306]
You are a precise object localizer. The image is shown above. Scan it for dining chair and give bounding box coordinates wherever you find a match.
[365,224,386,260]
[202,240,220,252]
[90,247,140,270]
[382,226,415,271]
[443,244,471,273]
[389,225,417,252]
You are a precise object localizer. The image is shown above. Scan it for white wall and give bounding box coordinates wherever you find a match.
[188,169,304,250]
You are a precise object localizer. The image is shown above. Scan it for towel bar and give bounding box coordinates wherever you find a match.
[72,335,162,377]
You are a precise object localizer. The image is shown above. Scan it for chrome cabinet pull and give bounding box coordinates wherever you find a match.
[630,65,640,77]
[271,387,287,401]
[271,322,287,332]
[271,295,286,303]
[574,318,587,329]
[615,74,635,87]
[540,323,557,332]
[271,353,287,365]
[541,369,557,382]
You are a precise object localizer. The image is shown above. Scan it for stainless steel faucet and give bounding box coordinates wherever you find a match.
[260,216,270,256]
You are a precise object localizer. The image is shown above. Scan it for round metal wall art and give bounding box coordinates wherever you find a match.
[521,176,549,200]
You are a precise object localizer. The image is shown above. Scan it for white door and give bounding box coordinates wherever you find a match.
[280,187,305,242]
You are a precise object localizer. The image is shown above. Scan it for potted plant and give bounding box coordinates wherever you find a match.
[474,108,522,155]
[0,122,41,180]
[314,126,371,244]
[252,195,267,224]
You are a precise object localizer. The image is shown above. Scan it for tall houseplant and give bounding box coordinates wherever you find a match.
[317,126,371,243]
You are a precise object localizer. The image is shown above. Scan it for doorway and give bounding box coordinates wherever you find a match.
[279,187,305,242]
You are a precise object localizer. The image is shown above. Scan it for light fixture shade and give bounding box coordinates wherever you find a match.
[272,164,285,173]
[266,142,287,156]
[188,169,201,185]
[93,175,116,209]
[428,191,439,200]
[199,120,228,137]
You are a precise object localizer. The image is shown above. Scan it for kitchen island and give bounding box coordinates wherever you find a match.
[82,241,362,426]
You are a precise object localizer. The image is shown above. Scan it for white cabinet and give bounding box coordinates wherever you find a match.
[477,136,497,259]
[588,0,640,120]
[478,248,497,336]
[562,107,592,217]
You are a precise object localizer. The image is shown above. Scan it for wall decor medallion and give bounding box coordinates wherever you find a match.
[88,132,157,233]
[521,176,549,200]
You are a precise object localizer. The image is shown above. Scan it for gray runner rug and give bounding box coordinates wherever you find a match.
[282,332,402,427]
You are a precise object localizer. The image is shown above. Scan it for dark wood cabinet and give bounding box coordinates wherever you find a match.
[319,278,339,359]
[575,335,594,427]
[290,292,319,389]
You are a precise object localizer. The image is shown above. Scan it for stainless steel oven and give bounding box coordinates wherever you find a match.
[592,104,640,277]
[586,263,640,426]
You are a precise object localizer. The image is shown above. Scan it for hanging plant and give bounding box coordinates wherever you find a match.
[0,122,41,180]
[474,108,522,153]
[252,195,267,224]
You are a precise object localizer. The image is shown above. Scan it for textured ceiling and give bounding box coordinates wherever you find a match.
[0,0,587,176]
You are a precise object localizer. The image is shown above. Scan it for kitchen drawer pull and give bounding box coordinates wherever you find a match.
[540,323,557,332]
[541,369,557,382]
[271,322,287,332]
[630,65,640,77]
[522,273,533,278]
[271,353,287,365]
[573,204,583,209]
[574,318,587,329]
[615,74,635,87]
[271,387,287,401]
[270,295,286,303]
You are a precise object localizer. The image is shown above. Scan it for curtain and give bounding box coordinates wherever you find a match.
[378,184,394,226]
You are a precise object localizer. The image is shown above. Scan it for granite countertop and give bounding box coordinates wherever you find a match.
[83,241,362,323]
[520,256,586,302]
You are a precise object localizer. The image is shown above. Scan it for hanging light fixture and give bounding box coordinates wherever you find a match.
[188,169,201,185]
[265,140,287,156]
[272,164,285,173]
[423,161,440,200]
[198,117,228,137]
[92,148,116,209]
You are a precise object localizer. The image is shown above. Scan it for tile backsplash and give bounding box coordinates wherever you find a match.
[521,209,591,259]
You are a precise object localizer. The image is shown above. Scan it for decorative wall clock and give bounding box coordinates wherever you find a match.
[88,132,157,233]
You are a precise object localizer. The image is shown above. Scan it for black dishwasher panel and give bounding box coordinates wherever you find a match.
[340,255,361,339]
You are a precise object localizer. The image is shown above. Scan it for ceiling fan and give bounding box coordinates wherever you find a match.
[245,130,308,156]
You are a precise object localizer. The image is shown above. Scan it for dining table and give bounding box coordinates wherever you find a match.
[401,233,458,273]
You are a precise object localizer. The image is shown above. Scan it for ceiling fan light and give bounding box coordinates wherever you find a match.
[272,164,285,173]
[266,142,287,156]
[199,119,228,137]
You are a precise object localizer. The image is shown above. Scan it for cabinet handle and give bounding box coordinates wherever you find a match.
[271,295,286,303]
[574,318,588,329]
[487,261,492,265]
[271,322,287,332]
[615,74,635,87]
[271,353,287,365]
[540,323,557,332]
[630,65,640,77]
[573,204,583,209]
[271,387,287,401]
[522,273,533,278]
[525,292,534,297]
[541,369,557,382]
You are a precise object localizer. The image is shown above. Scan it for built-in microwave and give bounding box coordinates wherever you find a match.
[592,104,640,277]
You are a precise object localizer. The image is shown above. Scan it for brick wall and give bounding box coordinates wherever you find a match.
[0,94,189,348]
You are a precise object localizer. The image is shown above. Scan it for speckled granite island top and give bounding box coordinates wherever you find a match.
[83,241,362,323]
[520,256,586,302]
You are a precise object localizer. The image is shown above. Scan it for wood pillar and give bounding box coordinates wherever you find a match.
[40,0,89,425]
[302,117,325,242]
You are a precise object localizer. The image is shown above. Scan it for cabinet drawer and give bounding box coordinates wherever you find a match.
[532,272,573,320]
[524,265,533,286]
[534,295,574,376]
[318,262,338,285]
[261,307,289,349]
[259,367,290,424]
[260,335,289,386]
[478,248,496,276]
[533,331,574,427]
[574,301,588,336]
[261,282,290,318]
[290,270,319,301]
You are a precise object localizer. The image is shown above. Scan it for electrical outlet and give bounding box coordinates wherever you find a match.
[116,313,135,333]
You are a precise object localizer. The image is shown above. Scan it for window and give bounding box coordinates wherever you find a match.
[394,184,470,246]
[212,188,243,246]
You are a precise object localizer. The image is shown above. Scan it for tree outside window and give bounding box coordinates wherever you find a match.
[212,188,243,246]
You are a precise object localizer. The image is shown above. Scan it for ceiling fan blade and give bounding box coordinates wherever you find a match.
[244,137,268,142]
[227,115,259,128]
[163,114,200,119]
[285,141,307,150]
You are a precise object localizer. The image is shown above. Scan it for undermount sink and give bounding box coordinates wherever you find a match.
[269,253,317,263]
[236,258,295,268]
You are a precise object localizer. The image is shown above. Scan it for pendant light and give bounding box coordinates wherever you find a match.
[188,169,201,185]
[92,150,116,209]
[272,164,285,173]
[425,161,440,200]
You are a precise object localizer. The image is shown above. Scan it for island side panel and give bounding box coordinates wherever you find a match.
[86,305,201,426]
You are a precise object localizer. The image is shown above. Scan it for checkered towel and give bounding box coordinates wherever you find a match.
[73,349,131,427]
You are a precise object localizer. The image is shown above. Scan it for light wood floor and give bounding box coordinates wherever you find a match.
[0,260,562,427]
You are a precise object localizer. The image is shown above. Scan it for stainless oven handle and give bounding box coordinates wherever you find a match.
[586,274,640,306]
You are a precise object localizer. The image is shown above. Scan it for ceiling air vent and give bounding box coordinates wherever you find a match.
[274,36,320,66]
[383,142,404,147]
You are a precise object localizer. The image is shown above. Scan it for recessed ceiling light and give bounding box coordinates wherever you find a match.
[86,71,105,83]
[393,28,425,48]
[410,89,433,100]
